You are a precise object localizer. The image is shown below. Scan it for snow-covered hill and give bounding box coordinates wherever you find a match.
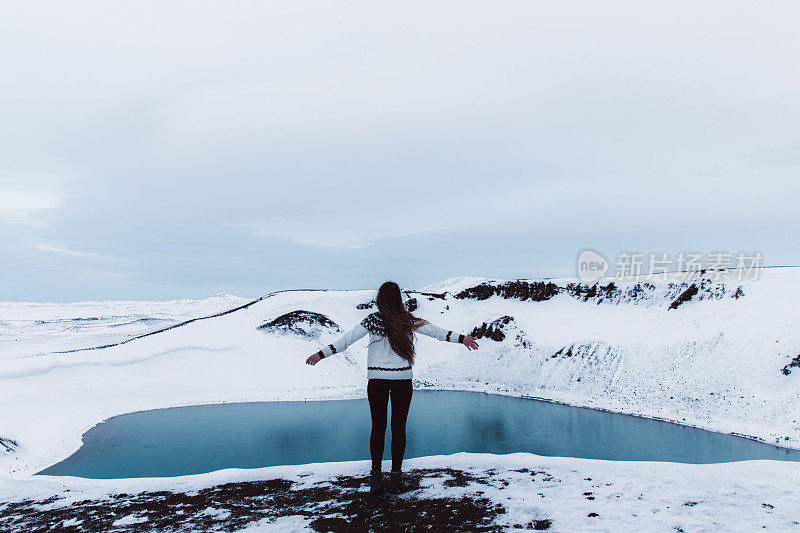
[1,268,800,530]
[1,268,799,479]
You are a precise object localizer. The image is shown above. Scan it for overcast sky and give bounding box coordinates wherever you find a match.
[1,1,798,301]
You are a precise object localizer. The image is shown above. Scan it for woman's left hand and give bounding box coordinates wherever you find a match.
[306,353,322,365]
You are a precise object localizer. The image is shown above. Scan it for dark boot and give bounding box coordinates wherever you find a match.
[386,470,404,494]
[369,469,384,495]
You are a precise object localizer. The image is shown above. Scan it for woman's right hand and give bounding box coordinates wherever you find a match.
[306,353,322,365]
[462,336,479,351]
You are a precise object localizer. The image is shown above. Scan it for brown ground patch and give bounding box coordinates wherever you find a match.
[0,468,551,532]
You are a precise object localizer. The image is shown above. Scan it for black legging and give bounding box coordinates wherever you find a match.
[367,378,413,472]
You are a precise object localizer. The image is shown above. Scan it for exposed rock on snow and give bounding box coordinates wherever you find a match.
[668,283,700,309]
[417,291,447,301]
[470,316,514,342]
[355,295,421,311]
[456,281,560,302]
[257,310,341,339]
[455,276,743,309]
[0,437,18,455]
[782,354,800,375]
[551,342,617,361]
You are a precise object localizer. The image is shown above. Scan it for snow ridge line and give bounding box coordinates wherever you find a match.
[0,346,238,379]
[44,289,330,356]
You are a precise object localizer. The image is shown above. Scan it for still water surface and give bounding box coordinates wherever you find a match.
[40,391,800,478]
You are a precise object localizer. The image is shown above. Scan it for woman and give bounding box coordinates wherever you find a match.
[306,281,479,495]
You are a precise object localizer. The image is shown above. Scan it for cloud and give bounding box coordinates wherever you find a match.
[248,218,373,249]
[73,268,133,280]
[1,1,799,300]
[34,244,129,263]
[0,189,61,226]
[244,179,567,249]
[247,216,466,249]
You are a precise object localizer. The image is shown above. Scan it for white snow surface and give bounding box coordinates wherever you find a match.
[419,276,494,294]
[0,293,250,359]
[1,269,799,530]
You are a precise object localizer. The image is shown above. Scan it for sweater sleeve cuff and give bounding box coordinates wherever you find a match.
[320,343,339,357]
[445,330,464,343]
[316,350,325,359]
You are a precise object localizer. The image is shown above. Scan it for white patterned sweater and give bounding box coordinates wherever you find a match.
[316,312,466,380]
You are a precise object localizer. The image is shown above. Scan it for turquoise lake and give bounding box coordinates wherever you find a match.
[40,391,800,479]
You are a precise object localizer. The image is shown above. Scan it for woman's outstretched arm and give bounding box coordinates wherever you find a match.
[415,321,479,351]
[306,323,369,365]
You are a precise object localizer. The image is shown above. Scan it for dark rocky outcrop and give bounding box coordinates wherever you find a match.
[550,345,583,358]
[257,311,340,339]
[456,281,560,302]
[565,277,743,308]
[356,299,418,312]
[565,278,743,308]
[782,354,800,375]
[565,281,664,304]
[455,277,742,309]
[470,316,514,342]
[0,437,18,454]
[564,281,626,303]
[549,342,618,362]
[666,279,744,310]
[419,291,447,300]
[668,284,699,310]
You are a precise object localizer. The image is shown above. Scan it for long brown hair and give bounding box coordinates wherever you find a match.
[376,281,425,365]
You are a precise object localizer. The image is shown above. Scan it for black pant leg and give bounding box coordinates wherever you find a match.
[367,379,390,471]
[389,379,413,472]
